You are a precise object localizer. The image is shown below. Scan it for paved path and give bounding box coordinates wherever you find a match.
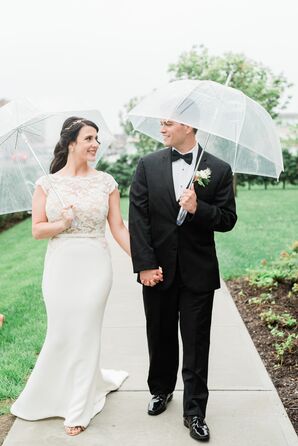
[3,230,298,445]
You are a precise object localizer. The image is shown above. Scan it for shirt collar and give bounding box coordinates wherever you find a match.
[172,145,198,155]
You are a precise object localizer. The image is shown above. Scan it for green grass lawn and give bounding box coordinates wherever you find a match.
[0,188,297,413]
[215,188,298,278]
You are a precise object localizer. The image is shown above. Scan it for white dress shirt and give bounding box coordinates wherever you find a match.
[172,145,198,201]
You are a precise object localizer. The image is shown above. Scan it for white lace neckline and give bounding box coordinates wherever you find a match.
[51,171,102,179]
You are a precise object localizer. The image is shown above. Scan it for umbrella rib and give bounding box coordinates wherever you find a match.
[22,114,54,127]
[0,115,52,147]
[197,127,283,171]
[21,127,42,138]
[171,86,203,120]
[0,129,17,146]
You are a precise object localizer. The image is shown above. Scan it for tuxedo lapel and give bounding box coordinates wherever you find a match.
[193,148,212,198]
[161,148,179,208]
[185,144,206,189]
[195,143,207,170]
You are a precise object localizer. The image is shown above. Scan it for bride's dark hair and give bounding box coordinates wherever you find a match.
[50,116,99,174]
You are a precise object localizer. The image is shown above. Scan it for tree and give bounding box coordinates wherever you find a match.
[168,45,292,118]
[279,149,298,188]
[98,153,140,197]
[279,124,298,188]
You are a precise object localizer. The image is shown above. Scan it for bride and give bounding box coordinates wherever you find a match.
[11,116,131,436]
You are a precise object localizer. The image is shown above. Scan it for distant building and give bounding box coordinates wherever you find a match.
[105,134,127,162]
[0,99,9,107]
[105,133,138,162]
[277,113,298,153]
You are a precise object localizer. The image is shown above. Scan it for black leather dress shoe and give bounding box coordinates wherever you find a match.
[184,416,210,442]
[148,393,173,415]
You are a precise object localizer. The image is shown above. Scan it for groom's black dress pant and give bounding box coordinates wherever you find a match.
[143,269,214,419]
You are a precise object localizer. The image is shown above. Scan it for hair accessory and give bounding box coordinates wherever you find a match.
[64,119,85,131]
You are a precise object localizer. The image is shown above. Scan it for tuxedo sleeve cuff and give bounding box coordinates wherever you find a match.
[132,262,159,274]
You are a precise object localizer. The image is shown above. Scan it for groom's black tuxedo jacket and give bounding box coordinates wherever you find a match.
[129,145,237,293]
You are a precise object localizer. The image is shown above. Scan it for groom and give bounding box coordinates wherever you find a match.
[129,119,237,442]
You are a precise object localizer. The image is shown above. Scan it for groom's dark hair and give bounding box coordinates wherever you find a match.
[177,97,198,136]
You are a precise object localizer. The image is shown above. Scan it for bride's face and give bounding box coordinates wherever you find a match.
[69,125,100,162]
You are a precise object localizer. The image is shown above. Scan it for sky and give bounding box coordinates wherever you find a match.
[0,0,297,133]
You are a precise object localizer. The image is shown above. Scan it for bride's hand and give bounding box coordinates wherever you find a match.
[61,205,75,229]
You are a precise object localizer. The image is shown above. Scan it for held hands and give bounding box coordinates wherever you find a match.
[61,205,75,230]
[140,267,163,287]
[179,183,197,214]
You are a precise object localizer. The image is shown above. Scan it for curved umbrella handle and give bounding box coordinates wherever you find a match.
[176,207,188,226]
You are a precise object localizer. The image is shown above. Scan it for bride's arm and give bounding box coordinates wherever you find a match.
[32,186,73,240]
[107,188,131,256]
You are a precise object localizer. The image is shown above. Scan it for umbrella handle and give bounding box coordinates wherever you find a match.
[176,207,188,226]
[176,148,205,226]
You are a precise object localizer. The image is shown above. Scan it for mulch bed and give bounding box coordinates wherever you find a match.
[227,278,298,433]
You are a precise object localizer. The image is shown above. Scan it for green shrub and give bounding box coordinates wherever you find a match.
[275,333,298,363]
[291,283,298,294]
[270,327,285,338]
[0,212,29,232]
[248,241,298,287]
[260,308,297,329]
[248,292,274,305]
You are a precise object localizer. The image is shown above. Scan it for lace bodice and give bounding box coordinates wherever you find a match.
[35,171,117,237]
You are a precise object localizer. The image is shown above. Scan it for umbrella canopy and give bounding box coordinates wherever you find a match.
[0,100,113,215]
[128,80,283,179]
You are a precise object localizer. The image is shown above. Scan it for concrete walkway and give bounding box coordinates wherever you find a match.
[3,231,298,446]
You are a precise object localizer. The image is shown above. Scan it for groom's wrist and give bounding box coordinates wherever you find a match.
[188,202,198,214]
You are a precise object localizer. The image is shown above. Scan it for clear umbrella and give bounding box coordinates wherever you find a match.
[0,99,113,215]
[128,79,283,224]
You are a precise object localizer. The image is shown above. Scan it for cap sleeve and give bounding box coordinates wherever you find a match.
[35,175,50,195]
[105,173,118,194]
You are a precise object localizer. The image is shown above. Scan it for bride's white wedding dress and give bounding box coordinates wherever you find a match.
[11,171,128,428]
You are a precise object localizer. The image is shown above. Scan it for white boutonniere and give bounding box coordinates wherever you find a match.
[194,168,211,187]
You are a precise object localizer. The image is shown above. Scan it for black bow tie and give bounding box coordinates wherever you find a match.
[171,150,193,165]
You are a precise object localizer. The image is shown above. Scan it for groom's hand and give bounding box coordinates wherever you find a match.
[179,184,197,214]
[140,268,163,287]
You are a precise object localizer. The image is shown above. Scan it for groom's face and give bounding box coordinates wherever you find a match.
[160,120,189,148]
